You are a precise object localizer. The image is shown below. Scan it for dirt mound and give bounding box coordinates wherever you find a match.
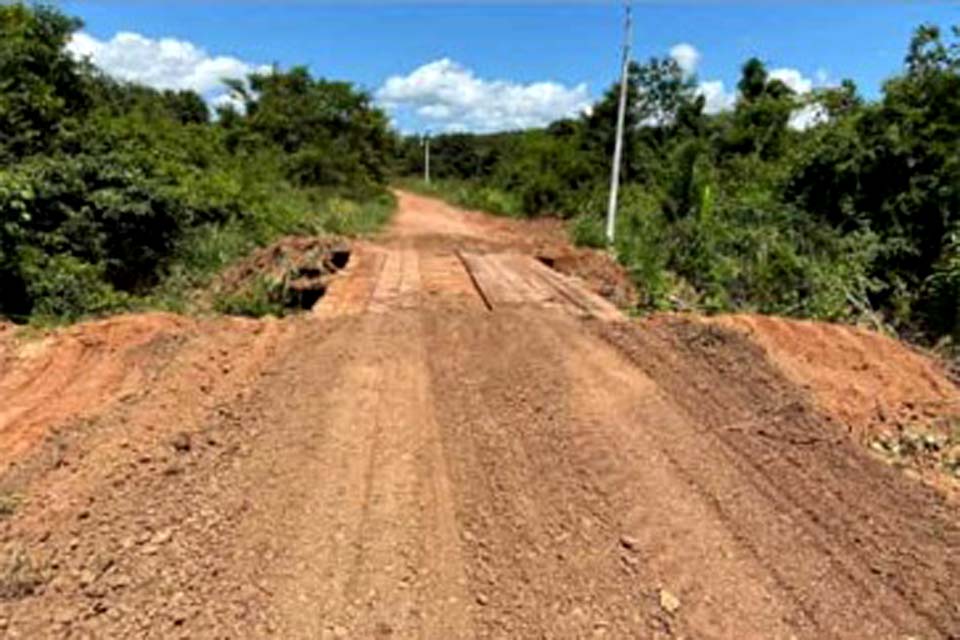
[709,314,960,436]
[703,314,960,488]
[536,249,639,309]
[0,312,293,471]
[0,314,193,468]
[212,235,351,312]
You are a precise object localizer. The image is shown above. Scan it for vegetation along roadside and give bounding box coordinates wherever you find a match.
[0,3,397,325]
[396,25,960,355]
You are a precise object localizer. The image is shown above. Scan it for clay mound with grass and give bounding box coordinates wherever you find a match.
[211,236,352,315]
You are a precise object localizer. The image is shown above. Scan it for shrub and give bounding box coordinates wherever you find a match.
[570,213,606,249]
[213,275,286,318]
[20,252,129,322]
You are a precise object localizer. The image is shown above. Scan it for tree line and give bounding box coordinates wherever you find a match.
[397,25,960,345]
[0,3,396,322]
[2,3,957,344]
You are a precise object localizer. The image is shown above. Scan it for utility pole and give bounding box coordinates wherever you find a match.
[423,131,431,185]
[605,1,632,245]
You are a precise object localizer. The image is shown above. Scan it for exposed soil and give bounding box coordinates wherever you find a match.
[0,190,958,638]
[706,314,960,491]
[710,314,960,440]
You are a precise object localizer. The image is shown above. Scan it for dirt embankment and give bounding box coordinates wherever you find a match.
[706,314,960,489]
[0,190,957,638]
[713,314,959,437]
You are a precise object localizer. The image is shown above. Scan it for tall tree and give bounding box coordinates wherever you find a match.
[0,2,90,160]
[226,66,393,187]
[724,58,795,159]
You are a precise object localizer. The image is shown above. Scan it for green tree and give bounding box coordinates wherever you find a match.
[0,2,90,160]
[227,67,394,189]
[724,58,795,159]
[582,61,644,182]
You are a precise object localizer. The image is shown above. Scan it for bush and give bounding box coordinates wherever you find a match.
[570,213,606,248]
[923,225,960,341]
[212,275,286,318]
[613,188,673,309]
[20,252,129,322]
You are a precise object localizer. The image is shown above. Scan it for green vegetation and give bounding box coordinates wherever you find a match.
[0,3,396,324]
[398,25,960,345]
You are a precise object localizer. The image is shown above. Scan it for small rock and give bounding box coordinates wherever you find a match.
[475,593,489,606]
[108,573,131,590]
[151,528,173,545]
[78,570,97,588]
[619,535,640,551]
[170,433,191,454]
[658,589,681,614]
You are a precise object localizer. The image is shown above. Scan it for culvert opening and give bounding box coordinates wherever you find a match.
[331,249,351,270]
[283,248,352,312]
[536,255,556,269]
[294,267,323,279]
[285,284,327,311]
[216,240,353,318]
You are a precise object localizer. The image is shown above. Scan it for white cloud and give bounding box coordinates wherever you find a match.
[211,92,246,114]
[66,31,265,102]
[670,43,701,75]
[766,68,829,130]
[377,58,591,133]
[788,103,829,131]
[769,67,814,95]
[697,80,736,114]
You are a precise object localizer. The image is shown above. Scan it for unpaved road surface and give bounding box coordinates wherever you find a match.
[0,192,959,639]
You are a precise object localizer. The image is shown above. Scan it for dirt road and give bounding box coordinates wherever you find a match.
[0,192,958,638]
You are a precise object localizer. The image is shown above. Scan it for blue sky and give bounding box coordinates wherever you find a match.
[60,2,960,132]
